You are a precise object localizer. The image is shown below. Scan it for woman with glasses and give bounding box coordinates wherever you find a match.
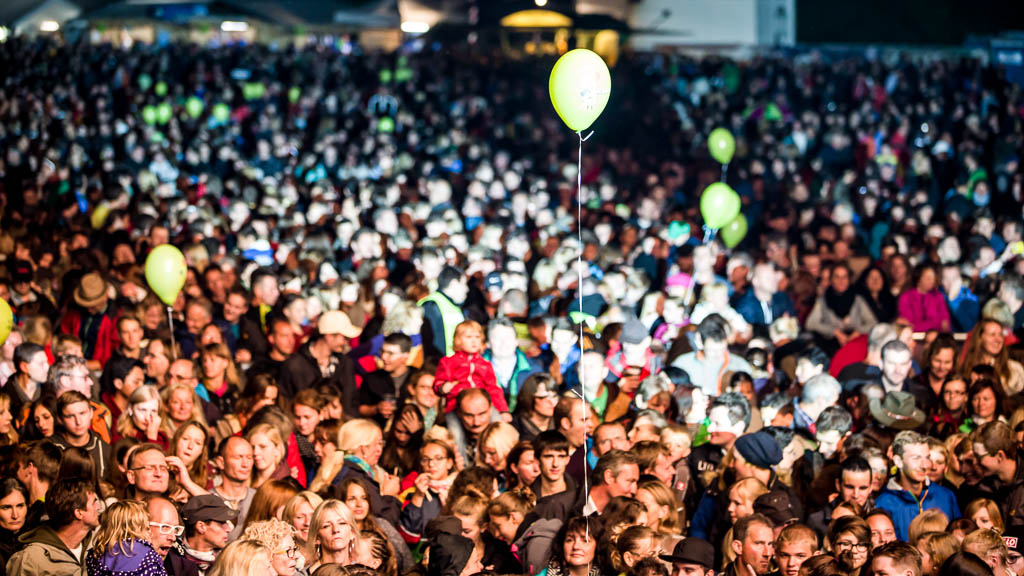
[610,525,662,576]
[243,519,299,576]
[281,491,323,568]
[86,499,166,576]
[305,500,361,572]
[929,377,970,439]
[512,374,559,442]
[829,516,871,576]
[398,439,456,542]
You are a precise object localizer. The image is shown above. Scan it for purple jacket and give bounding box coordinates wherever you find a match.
[86,540,167,576]
[898,289,951,332]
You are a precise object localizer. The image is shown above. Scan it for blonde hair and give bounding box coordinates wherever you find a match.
[0,394,18,446]
[208,539,272,576]
[918,532,959,571]
[243,519,295,552]
[310,419,383,493]
[476,422,520,468]
[161,382,208,427]
[729,477,769,508]
[661,425,692,453]
[306,500,361,563]
[965,498,1004,534]
[245,423,286,477]
[116,385,164,439]
[638,478,683,535]
[283,491,324,530]
[91,499,151,558]
[452,320,484,352]
[487,487,536,520]
[963,528,1010,564]
[450,488,490,532]
[21,315,52,347]
[908,509,950,545]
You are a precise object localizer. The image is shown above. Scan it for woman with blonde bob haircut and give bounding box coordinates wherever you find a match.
[86,499,166,575]
[282,491,324,566]
[243,519,300,576]
[207,539,274,576]
[306,499,362,571]
[309,418,399,500]
[476,421,520,474]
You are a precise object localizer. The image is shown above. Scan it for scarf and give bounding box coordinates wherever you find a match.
[824,287,856,318]
[344,454,376,480]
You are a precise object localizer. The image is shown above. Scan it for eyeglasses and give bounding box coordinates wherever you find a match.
[275,546,298,558]
[150,522,185,536]
[420,456,449,466]
[836,542,869,553]
[133,464,170,474]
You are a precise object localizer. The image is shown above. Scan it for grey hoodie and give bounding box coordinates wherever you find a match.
[512,518,562,576]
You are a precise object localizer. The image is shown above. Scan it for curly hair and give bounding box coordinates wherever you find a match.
[90,499,151,558]
[242,519,295,553]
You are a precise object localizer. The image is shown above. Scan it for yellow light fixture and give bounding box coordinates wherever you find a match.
[500,9,571,28]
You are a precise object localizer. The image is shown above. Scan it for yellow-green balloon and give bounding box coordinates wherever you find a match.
[0,299,12,347]
[155,81,167,97]
[720,214,748,248]
[156,102,172,125]
[186,96,204,119]
[213,103,230,123]
[549,49,611,132]
[91,202,110,230]
[142,105,157,125]
[145,244,187,306]
[708,127,736,164]
[700,182,741,229]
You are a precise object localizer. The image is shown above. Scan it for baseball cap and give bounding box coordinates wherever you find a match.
[319,310,362,339]
[9,260,32,284]
[180,495,238,526]
[660,538,714,569]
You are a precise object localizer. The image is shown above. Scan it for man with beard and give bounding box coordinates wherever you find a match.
[876,431,960,541]
[210,436,256,541]
[167,495,239,576]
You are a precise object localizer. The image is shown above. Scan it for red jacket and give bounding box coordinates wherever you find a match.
[60,307,120,366]
[434,351,508,413]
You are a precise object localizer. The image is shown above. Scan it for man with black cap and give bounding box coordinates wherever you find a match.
[7,259,56,321]
[166,494,239,576]
[660,537,715,576]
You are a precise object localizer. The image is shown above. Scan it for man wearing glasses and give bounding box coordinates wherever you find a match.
[126,443,170,499]
[168,494,239,576]
[148,497,183,558]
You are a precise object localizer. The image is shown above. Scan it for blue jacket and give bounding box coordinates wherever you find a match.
[945,286,980,333]
[875,478,960,541]
[733,289,797,327]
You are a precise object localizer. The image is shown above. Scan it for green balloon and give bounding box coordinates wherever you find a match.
[155,81,167,97]
[720,214,748,248]
[142,105,157,125]
[156,102,172,125]
[138,73,152,91]
[395,68,412,82]
[708,127,735,165]
[151,131,164,143]
[255,82,266,99]
[700,182,741,230]
[380,69,393,84]
[549,49,611,132]
[145,244,188,306]
[288,86,301,103]
[378,117,395,133]
[213,103,230,123]
[186,96,204,119]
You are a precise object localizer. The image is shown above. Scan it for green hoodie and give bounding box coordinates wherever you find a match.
[7,524,90,576]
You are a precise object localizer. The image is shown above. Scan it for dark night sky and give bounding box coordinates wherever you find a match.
[797,0,1024,45]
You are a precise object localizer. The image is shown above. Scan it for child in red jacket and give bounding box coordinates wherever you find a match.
[434,320,510,415]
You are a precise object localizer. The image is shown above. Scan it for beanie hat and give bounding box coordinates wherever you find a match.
[734,431,783,469]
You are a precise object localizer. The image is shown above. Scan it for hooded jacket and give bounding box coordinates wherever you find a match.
[512,517,563,576]
[7,524,91,576]
[875,476,960,541]
[86,539,167,576]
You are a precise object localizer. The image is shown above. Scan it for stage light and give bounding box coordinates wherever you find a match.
[40,21,60,32]
[220,21,249,32]
[401,21,430,34]
[535,0,548,6]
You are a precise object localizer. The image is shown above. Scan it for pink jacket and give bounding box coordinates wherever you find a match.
[898,289,952,333]
[434,351,508,413]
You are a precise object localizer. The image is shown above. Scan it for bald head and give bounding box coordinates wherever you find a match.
[147,497,180,557]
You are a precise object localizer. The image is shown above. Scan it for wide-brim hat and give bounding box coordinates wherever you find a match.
[869,390,926,430]
[74,272,109,309]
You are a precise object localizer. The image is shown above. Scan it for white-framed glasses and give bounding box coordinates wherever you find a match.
[149,522,185,536]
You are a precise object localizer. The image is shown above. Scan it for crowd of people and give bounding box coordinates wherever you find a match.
[0,30,1022,576]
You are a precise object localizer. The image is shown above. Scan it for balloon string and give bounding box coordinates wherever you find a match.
[167,306,178,361]
[722,161,729,182]
[576,129,590,542]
